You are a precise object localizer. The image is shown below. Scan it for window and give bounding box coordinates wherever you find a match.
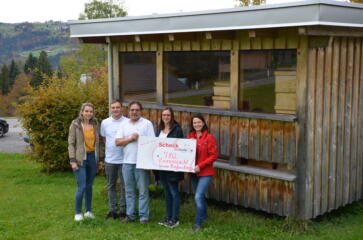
[120,52,156,102]
[239,50,297,114]
[164,51,230,108]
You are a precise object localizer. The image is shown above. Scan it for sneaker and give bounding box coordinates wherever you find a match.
[84,211,95,219]
[140,219,149,225]
[119,211,126,218]
[190,225,201,232]
[74,214,84,221]
[166,219,179,228]
[122,216,135,223]
[158,216,171,226]
[105,211,118,219]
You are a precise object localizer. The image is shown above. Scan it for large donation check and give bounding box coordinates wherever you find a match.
[136,136,196,172]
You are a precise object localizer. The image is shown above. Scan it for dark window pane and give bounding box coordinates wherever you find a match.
[120,52,156,102]
[239,50,297,114]
[164,51,230,108]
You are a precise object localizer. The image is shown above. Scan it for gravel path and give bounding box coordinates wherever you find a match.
[0,118,28,153]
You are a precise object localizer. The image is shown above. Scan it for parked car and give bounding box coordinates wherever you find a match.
[0,118,9,137]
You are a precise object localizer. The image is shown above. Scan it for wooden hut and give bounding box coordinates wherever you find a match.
[69,0,363,219]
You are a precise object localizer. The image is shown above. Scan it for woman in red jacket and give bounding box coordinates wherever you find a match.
[188,114,218,232]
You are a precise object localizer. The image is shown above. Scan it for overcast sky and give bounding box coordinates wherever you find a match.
[0,0,308,23]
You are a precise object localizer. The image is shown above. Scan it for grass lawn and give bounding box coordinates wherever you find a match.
[1,153,363,240]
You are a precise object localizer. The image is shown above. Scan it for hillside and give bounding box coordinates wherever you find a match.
[0,21,77,68]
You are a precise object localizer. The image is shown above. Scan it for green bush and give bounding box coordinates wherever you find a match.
[17,68,108,172]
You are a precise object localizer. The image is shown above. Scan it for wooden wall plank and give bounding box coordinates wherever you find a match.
[284,122,296,168]
[173,41,182,51]
[328,37,340,211]
[141,42,150,51]
[181,111,191,138]
[229,117,239,165]
[191,41,200,51]
[357,39,363,200]
[313,48,325,217]
[126,42,134,51]
[222,40,232,50]
[211,39,222,50]
[271,121,284,164]
[134,42,142,51]
[220,116,231,156]
[296,36,309,219]
[240,33,251,50]
[238,118,249,159]
[306,47,317,218]
[335,37,347,208]
[150,42,157,51]
[321,40,333,214]
[209,115,221,154]
[262,38,274,49]
[251,37,262,49]
[274,36,286,49]
[201,40,211,50]
[182,41,191,51]
[259,177,269,212]
[350,38,361,203]
[260,120,272,162]
[248,119,260,160]
[343,38,354,205]
[119,42,126,52]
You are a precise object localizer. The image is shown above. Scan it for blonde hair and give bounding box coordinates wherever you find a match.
[79,102,95,121]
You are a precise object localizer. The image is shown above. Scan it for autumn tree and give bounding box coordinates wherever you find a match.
[24,53,38,73]
[79,0,127,20]
[30,51,53,87]
[0,64,10,95]
[236,0,266,7]
[9,60,20,88]
[350,0,363,3]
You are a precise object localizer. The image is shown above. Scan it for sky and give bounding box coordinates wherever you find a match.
[0,0,308,23]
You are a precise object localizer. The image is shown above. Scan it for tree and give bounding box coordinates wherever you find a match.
[24,53,38,74]
[0,64,10,95]
[79,0,127,20]
[350,0,363,3]
[30,51,53,88]
[9,60,20,89]
[236,0,266,7]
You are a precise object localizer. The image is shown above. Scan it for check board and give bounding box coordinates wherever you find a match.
[136,136,196,172]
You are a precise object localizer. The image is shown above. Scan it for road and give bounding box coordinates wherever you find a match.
[0,118,28,153]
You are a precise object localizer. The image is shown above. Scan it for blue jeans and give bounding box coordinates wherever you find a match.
[122,164,150,221]
[73,152,97,214]
[191,175,212,226]
[159,172,180,220]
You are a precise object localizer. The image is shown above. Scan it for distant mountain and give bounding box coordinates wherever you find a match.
[0,21,78,68]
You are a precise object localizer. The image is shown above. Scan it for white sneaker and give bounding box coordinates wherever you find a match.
[74,214,84,221]
[84,211,95,219]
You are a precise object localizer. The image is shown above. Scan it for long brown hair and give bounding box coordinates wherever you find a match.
[190,114,208,132]
[158,107,175,131]
[78,102,95,122]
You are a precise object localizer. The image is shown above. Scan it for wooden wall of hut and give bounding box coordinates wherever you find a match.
[117,29,302,217]
[300,37,363,219]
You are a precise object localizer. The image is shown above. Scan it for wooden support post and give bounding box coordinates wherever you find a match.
[106,37,114,110]
[156,49,164,105]
[230,40,239,111]
[296,36,309,219]
[112,43,120,100]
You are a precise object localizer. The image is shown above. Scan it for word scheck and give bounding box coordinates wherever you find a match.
[159,142,179,148]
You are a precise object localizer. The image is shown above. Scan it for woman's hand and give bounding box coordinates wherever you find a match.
[194,165,200,173]
[71,162,79,171]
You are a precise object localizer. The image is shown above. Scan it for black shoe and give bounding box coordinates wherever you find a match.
[122,216,135,223]
[140,219,149,225]
[190,225,201,232]
[119,211,126,218]
[158,216,171,226]
[105,211,118,219]
[166,219,179,228]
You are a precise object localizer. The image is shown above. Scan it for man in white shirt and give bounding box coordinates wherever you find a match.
[115,101,155,224]
[101,100,128,219]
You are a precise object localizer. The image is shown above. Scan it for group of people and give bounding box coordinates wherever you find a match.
[68,100,218,232]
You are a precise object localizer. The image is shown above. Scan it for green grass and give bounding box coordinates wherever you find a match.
[1,153,363,240]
